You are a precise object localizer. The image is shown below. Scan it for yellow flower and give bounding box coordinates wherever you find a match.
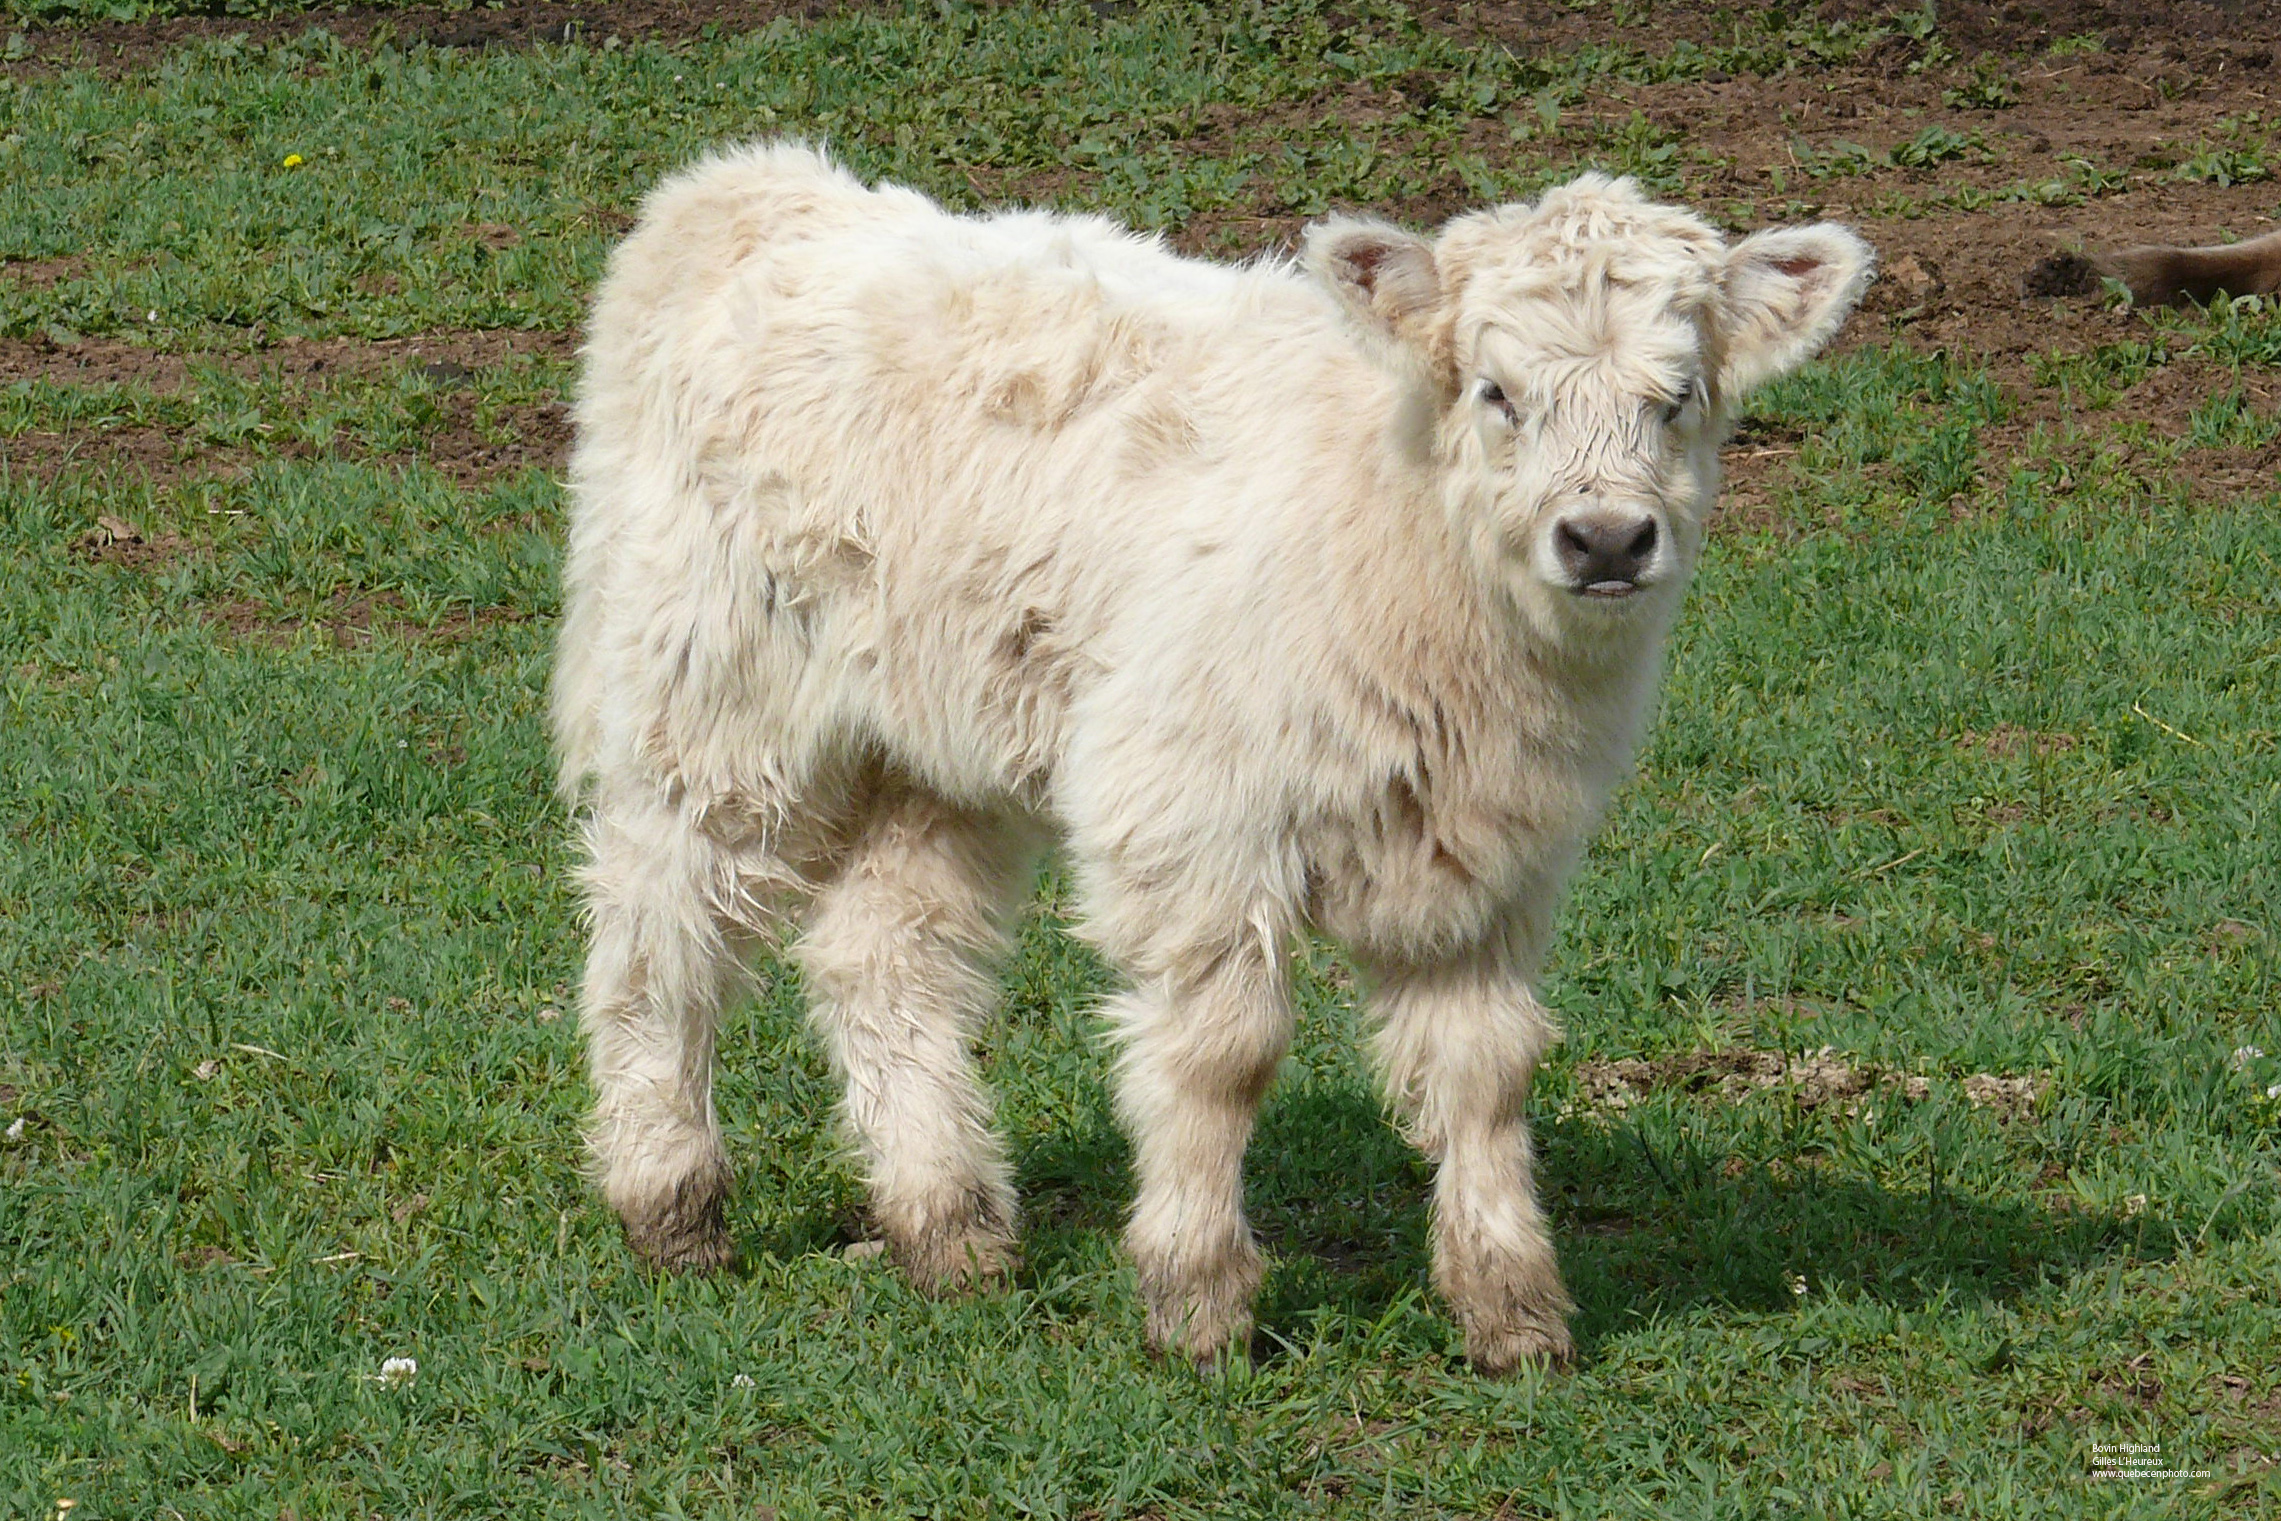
[282,153,304,168]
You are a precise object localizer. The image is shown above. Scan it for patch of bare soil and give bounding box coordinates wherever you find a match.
[1565,1047,1936,1120]
[1936,357,2281,512]
[207,587,534,646]
[1434,0,2281,70]
[1957,724,2081,758]
[258,327,577,379]
[1832,0,2281,55]
[5,0,874,76]
[72,513,197,571]
[422,399,572,488]
[2214,1374,2281,1429]
[5,420,238,489]
[2,329,572,489]
[2,400,567,490]
[1839,195,2269,383]
[0,328,571,393]
[1960,1072,2048,1121]
[2098,1351,2167,1409]
[1712,417,1816,531]
[1563,1047,2048,1122]
[0,256,89,288]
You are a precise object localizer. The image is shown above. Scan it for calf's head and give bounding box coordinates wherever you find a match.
[1305,175,1872,641]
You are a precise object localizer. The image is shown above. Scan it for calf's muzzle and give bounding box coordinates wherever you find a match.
[1553,511,1658,597]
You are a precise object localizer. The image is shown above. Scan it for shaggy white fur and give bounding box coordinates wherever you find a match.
[554,141,1872,1370]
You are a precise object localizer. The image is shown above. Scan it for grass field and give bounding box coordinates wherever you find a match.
[2,2,2278,1515]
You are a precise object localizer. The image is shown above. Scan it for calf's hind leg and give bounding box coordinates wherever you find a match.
[793,785,1039,1291]
[579,797,753,1271]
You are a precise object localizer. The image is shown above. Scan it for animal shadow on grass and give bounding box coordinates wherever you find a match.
[1540,1120,2175,1348]
[1014,1080,2175,1362]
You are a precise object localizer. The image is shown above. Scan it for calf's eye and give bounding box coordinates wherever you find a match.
[1479,378,1516,420]
[1661,378,1697,425]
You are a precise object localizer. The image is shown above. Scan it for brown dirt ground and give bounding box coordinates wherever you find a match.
[1567,1046,2048,1122]
[16,0,2281,75]
[6,1,2278,506]
[0,396,569,489]
[75,518,195,571]
[0,327,572,393]
[4,0,874,74]
[0,329,573,488]
[205,587,536,645]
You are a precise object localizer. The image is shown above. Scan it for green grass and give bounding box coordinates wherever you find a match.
[4,2,2280,1516]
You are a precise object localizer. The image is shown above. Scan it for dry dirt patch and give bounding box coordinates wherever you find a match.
[0,256,90,289]
[0,328,572,394]
[4,419,247,489]
[1566,1047,1934,1119]
[5,0,876,76]
[3,402,567,492]
[3,330,572,489]
[1958,725,2081,758]
[206,587,534,647]
[72,512,198,571]
[1564,1047,2048,1122]
[1430,0,2281,76]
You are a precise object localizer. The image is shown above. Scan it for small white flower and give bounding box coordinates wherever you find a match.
[730,1373,755,1389]
[1786,1273,1808,1298]
[377,1356,418,1386]
[2232,1046,2266,1071]
[4,1117,24,1142]
[145,309,158,322]
[2267,1082,2281,1101]
[2123,1194,2148,1218]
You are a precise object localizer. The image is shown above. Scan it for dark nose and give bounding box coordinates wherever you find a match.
[1554,512,1658,595]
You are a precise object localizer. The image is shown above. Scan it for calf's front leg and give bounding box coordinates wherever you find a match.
[1106,947,1293,1366]
[1371,958,1573,1371]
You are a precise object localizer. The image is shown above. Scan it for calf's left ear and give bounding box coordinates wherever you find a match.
[1304,218,1443,357]
[1716,225,1876,400]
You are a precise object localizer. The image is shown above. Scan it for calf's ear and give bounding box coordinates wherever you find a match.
[1716,224,1875,400]
[1304,218,1443,354]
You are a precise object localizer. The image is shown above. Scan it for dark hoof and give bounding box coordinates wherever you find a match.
[1465,1317,1576,1375]
[891,1231,1019,1295]
[620,1166,734,1273]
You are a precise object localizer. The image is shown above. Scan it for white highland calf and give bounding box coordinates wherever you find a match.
[555,142,1872,1371]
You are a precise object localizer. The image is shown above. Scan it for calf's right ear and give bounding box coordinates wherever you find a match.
[1304,218,1443,356]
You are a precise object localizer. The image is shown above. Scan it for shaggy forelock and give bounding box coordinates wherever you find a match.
[1439,174,1727,379]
